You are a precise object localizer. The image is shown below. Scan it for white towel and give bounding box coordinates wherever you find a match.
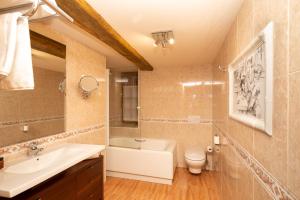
[0,12,20,78]
[123,86,138,122]
[0,14,34,90]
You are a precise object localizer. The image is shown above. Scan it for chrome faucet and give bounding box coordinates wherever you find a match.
[28,142,44,156]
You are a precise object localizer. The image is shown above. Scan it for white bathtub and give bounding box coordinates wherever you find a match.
[107,137,177,185]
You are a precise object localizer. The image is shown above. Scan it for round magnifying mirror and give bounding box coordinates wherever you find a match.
[79,75,99,98]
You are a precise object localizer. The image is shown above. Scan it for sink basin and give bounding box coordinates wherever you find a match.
[0,143,105,198]
[5,147,84,174]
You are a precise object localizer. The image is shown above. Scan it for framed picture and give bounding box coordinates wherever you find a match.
[228,22,274,136]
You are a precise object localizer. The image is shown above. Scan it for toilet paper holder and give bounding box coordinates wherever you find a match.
[206,145,213,153]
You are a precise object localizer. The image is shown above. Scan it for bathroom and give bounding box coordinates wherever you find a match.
[0,0,299,200]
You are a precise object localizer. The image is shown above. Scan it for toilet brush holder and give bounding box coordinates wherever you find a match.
[206,146,214,171]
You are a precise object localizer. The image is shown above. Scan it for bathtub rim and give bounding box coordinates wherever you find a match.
[108,137,176,153]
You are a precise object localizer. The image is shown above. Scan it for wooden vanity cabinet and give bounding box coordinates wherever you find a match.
[0,156,103,200]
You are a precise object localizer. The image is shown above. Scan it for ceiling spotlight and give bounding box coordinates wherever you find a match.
[153,41,158,47]
[151,31,175,48]
[168,38,175,45]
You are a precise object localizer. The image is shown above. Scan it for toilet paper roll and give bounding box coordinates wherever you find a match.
[207,145,213,153]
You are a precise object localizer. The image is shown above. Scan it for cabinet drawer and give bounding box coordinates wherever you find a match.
[78,177,101,200]
[77,159,102,189]
[26,174,76,200]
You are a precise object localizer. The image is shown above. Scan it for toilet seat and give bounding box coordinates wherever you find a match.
[184,147,206,161]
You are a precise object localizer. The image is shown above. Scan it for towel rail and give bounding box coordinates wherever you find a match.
[0,0,73,23]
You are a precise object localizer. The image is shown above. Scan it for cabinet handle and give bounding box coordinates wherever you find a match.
[36,197,42,200]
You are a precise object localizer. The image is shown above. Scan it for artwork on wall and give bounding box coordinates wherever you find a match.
[228,22,274,136]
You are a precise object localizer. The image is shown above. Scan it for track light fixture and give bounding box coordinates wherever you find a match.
[151,31,175,48]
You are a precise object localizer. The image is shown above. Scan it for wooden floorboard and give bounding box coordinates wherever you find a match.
[104,168,220,200]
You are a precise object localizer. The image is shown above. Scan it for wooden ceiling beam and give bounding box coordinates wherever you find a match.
[30,30,66,59]
[56,0,153,71]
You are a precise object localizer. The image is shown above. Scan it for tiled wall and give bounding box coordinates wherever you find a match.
[0,67,64,147]
[65,39,106,133]
[140,64,213,167]
[212,0,300,199]
[110,126,140,138]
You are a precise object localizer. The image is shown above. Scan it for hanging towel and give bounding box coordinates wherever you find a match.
[122,85,138,122]
[0,14,34,90]
[0,12,20,79]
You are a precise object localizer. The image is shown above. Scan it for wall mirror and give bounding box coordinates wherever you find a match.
[78,75,99,98]
[0,32,66,148]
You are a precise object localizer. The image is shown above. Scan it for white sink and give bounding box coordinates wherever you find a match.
[5,147,84,174]
[0,143,105,198]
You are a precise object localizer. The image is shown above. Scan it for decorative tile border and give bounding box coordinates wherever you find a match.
[0,116,64,128]
[141,118,212,124]
[213,124,297,200]
[0,124,104,156]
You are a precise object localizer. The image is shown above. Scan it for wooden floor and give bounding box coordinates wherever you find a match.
[104,168,220,200]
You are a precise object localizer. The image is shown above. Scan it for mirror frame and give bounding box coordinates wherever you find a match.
[78,75,99,99]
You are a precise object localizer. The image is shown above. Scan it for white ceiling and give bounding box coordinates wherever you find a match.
[46,18,137,71]
[86,0,244,69]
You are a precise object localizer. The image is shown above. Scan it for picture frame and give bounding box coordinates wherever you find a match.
[228,22,274,136]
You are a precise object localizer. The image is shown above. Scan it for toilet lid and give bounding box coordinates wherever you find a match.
[185,146,206,161]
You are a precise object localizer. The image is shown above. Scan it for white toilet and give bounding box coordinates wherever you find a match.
[184,146,206,174]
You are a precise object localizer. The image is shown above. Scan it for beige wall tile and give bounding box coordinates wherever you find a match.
[141,122,212,167]
[140,65,212,120]
[212,62,228,134]
[253,129,287,185]
[110,127,140,138]
[288,72,300,197]
[236,0,254,53]
[253,0,288,78]
[289,0,300,73]
[224,22,238,65]
[212,0,296,198]
[235,159,253,200]
[65,40,106,130]
[253,178,273,200]
[220,145,238,200]
[228,119,254,154]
